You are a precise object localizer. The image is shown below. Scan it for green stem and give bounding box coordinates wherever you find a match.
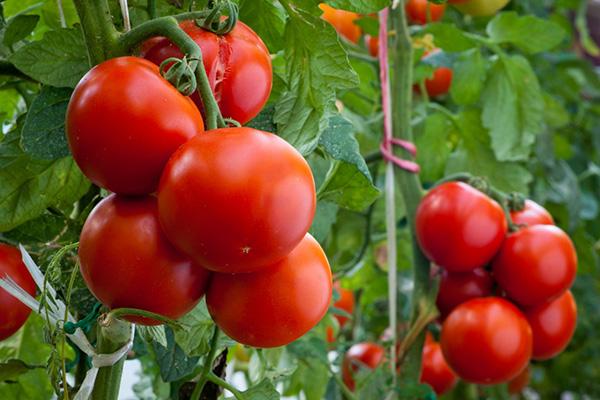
[190,326,221,400]
[206,373,244,399]
[331,368,357,400]
[72,0,120,66]
[92,316,131,400]
[488,186,519,232]
[104,307,186,330]
[0,60,35,81]
[148,0,156,20]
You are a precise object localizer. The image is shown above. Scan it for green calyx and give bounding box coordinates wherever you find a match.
[195,0,239,35]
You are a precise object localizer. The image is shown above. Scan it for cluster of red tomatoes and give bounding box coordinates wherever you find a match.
[416,181,577,389]
[65,19,332,348]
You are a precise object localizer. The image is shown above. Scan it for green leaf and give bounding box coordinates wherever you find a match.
[0,359,41,382]
[414,111,451,183]
[138,325,168,349]
[323,0,390,14]
[444,108,533,194]
[487,12,566,54]
[239,378,280,400]
[310,200,339,243]
[395,380,435,398]
[21,86,73,159]
[481,55,544,162]
[1,213,68,245]
[353,15,379,38]
[422,24,476,52]
[9,26,89,88]
[542,91,570,129]
[246,104,277,133]
[274,4,359,154]
[3,15,40,49]
[240,0,286,53]
[152,327,200,383]
[450,48,486,105]
[286,336,329,364]
[285,358,330,400]
[173,299,215,357]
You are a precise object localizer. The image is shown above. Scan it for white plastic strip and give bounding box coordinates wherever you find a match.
[119,0,131,32]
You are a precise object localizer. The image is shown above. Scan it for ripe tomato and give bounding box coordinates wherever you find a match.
[414,49,453,98]
[508,365,530,395]
[452,0,511,17]
[0,244,36,341]
[140,20,272,125]
[510,199,554,227]
[66,56,204,195]
[521,290,577,360]
[405,0,446,25]
[79,194,211,326]
[319,4,362,43]
[158,127,316,274]
[342,342,385,392]
[365,35,378,57]
[420,340,459,395]
[333,281,355,328]
[492,225,577,306]
[415,181,508,272]
[440,297,532,385]
[435,267,494,320]
[206,234,332,348]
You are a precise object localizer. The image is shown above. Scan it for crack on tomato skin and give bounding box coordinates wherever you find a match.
[214,35,231,107]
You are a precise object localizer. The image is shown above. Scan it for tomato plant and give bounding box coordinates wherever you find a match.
[435,267,494,320]
[139,20,272,125]
[342,342,385,392]
[440,297,532,385]
[510,199,554,226]
[0,244,36,341]
[206,234,331,348]
[451,0,511,16]
[405,0,446,25]
[420,339,458,395]
[66,56,204,195]
[319,3,362,43]
[157,127,316,274]
[415,181,508,271]
[79,194,212,325]
[492,225,577,306]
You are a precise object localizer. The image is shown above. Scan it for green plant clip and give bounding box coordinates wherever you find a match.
[64,302,103,335]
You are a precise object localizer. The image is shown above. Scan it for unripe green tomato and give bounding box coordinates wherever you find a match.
[452,0,510,17]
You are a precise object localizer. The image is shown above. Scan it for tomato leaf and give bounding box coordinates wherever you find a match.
[138,325,168,349]
[2,15,40,50]
[0,359,42,382]
[240,0,286,53]
[310,200,339,243]
[481,55,544,162]
[487,12,567,54]
[173,299,215,357]
[152,327,200,383]
[239,378,280,400]
[284,358,330,400]
[414,111,451,183]
[246,104,277,134]
[422,24,476,52]
[1,213,68,246]
[450,48,486,106]
[8,26,89,88]
[394,380,435,398]
[21,86,72,159]
[322,0,390,14]
[286,337,329,364]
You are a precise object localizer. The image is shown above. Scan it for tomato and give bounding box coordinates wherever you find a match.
[66,56,204,195]
[140,20,272,125]
[319,4,362,43]
[492,225,577,306]
[521,290,577,360]
[420,340,459,395]
[440,297,532,385]
[435,267,494,320]
[415,181,508,272]
[414,49,453,98]
[79,194,211,326]
[206,233,331,348]
[452,0,510,17]
[342,342,385,392]
[158,127,316,274]
[510,199,554,227]
[0,244,36,341]
[405,0,446,25]
[508,365,531,395]
[333,281,355,328]
[365,35,378,57]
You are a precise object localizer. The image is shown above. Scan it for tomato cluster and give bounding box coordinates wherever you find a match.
[326,281,356,343]
[67,21,331,348]
[416,181,578,387]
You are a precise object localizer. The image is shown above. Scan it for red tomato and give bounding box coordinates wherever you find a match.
[420,340,459,395]
[435,267,494,320]
[492,225,577,306]
[342,342,385,392]
[140,20,272,125]
[79,195,211,325]
[415,181,508,272]
[365,35,378,57]
[66,56,204,195]
[440,297,532,385]
[158,127,316,274]
[0,244,36,341]
[414,49,453,98]
[333,281,355,328]
[206,233,332,348]
[510,199,554,227]
[319,4,362,43]
[508,365,531,394]
[405,0,446,25]
[521,290,577,360]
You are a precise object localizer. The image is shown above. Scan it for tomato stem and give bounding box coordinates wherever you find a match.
[190,325,221,400]
[72,0,120,66]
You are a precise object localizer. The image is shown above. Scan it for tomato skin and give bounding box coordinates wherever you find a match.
[415,181,508,272]
[510,199,554,227]
[206,233,332,348]
[365,35,378,57]
[452,0,510,16]
[79,194,212,326]
[405,0,446,25]
[420,341,459,395]
[66,56,204,195]
[0,244,36,341]
[521,290,577,360]
[440,297,532,385]
[508,365,531,394]
[435,267,494,320]
[158,127,316,274]
[319,4,362,43]
[492,225,577,306]
[140,20,272,125]
[333,281,355,328]
[342,342,385,392]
